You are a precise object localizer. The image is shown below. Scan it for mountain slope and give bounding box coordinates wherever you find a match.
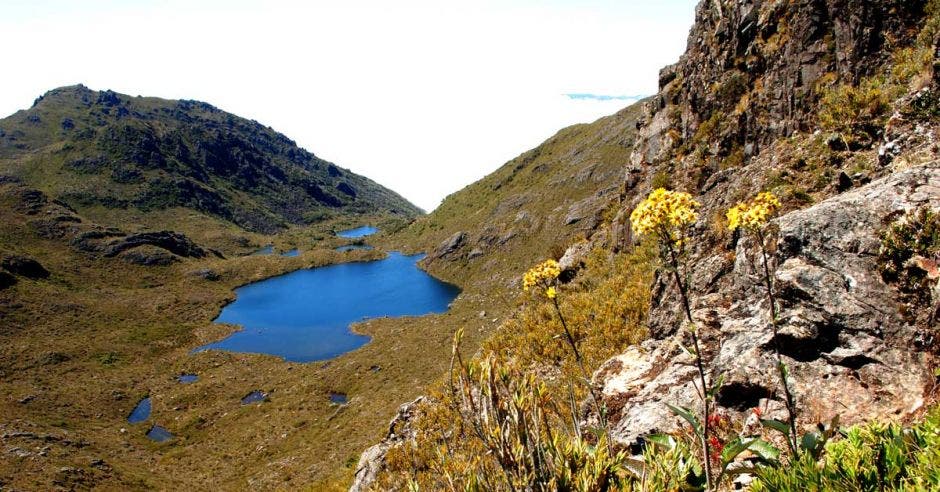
[0,85,421,233]
[388,101,647,292]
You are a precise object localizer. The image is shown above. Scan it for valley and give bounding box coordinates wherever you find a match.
[3,1,940,490]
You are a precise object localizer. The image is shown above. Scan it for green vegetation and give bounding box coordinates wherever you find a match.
[0,85,421,234]
[879,206,940,327]
[753,408,940,491]
[818,79,892,145]
[377,187,940,491]
[376,246,655,490]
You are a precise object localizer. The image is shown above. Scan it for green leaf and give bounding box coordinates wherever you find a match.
[747,438,781,462]
[708,373,726,398]
[801,431,821,454]
[666,403,702,436]
[645,433,677,451]
[761,419,791,437]
[720,437,756,468]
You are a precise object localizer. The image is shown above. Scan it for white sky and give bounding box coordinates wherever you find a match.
[0,0,697,211]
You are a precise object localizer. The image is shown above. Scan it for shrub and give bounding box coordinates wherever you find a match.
[879,206,940,328]
[818,79,891,145]
[752,408,940,491]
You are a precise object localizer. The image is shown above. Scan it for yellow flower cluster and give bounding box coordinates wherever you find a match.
[523,259,561,296]
[727,192,781,231]
[630,188,700,237]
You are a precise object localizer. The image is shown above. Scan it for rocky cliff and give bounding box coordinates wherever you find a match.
[594,0,940,454]
[597,165,939,449]
[632,0,926,171]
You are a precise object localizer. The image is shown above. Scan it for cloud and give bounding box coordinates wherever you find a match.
[565,93,646,102]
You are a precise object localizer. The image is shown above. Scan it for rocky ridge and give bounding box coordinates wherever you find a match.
[0,179,216,268]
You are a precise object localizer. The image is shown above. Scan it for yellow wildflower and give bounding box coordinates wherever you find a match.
[630,188,700,239]
[545,286,557,299]
[522,259,561,293]
[727,192,781,231]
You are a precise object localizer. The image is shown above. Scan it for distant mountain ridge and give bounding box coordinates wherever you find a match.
[0,85,421,233]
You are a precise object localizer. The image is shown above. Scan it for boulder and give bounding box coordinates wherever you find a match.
[103,231,208,259]
[191,268,221,281]
[1,255,50,279]
[432,231,467,260]
[595,165,940,450]
[119,246,180,266]
[0,271,16,290]
[559,240,591,272]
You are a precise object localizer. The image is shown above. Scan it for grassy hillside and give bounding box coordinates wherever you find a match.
[385,100,647,292]
[0,85,421,234]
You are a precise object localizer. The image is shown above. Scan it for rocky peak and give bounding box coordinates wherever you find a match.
[633,0,927,169]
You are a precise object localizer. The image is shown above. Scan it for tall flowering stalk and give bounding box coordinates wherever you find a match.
[523,259,610,448]
[630,188,715,489]
[727,192,799,454]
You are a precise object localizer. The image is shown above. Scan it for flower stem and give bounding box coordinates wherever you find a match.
[756,229,799,454]
[550,296,612,453]
[664,236,713,491]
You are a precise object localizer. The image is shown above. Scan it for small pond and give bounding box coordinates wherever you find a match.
[329,392,348,404]
[335,244,373,252]
[128,397,151,423]
[281,249,300,257]
[195,252,459,362]
[251,245,274,256]
[178,374,198,384]
[336,226,378,238]
[147,425,173,442]
[241,390,268,405]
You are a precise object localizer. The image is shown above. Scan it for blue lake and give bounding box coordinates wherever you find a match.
[336,226,378,238]
[195,252,460,362]
[178,374,198,384]
[281,249,300,257]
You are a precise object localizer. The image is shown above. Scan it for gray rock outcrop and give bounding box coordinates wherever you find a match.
[350,397,425,492]
[595,165,939,449]
[431,231,467,260]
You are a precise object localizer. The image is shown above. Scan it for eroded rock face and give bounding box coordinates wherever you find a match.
[595,165,939,449]
[0,271,16,289]
[118,245,180,266]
